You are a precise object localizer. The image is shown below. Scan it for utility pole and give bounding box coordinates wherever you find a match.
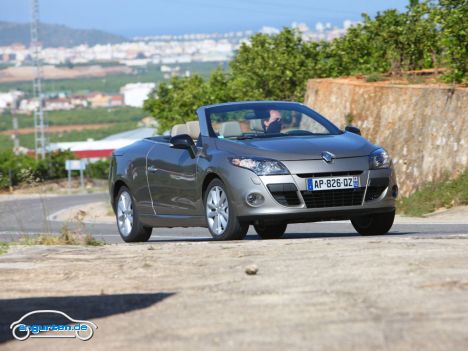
[10,101,20,155]
[30,0,48,159]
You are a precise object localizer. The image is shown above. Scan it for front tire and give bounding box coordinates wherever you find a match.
[351,209,395,236]
[116,186,152,242]
[204,179,248,240]
[254,223,287,239]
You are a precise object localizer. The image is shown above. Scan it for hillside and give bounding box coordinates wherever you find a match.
[0,21,128,47]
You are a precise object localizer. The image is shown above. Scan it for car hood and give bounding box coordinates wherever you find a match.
[215,132,377,160]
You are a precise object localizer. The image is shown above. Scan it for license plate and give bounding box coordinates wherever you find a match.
[307,176,360,191]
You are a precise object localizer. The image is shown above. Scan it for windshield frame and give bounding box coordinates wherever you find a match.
[203,101,342,139]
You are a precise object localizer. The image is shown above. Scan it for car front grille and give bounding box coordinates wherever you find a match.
[300,188,365,208]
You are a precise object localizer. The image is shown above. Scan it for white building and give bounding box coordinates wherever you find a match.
[0,90,24,111]
[120,82,156,108]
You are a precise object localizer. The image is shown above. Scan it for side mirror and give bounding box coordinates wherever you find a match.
[345,125,361,136]
[170,134,196,158]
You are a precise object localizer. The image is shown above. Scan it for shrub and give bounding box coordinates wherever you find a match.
[85,159,110,179]
[0,150,77,189]
[365,73,386,82]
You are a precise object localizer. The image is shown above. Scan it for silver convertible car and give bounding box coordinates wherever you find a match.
[109,101,398,242]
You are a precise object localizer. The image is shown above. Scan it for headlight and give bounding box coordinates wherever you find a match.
[229,157,290,176]
[369,148,391,169]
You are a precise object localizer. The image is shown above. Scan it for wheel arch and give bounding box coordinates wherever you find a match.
[201,172,222,200]
[112,179,130,210]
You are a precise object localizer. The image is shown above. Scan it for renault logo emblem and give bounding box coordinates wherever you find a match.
[321,151,335,163]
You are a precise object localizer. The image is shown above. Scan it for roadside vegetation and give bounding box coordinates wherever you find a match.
[0,150,110,190]
[0,233,105,256]
[0,209,105,253]
[144,0,467,133]
[397,169,468,216]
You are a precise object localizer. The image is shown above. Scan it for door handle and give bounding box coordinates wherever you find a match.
[147,165,158,173]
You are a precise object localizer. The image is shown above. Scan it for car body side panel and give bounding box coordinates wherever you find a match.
[146,142,199,216]
[110,140,154,217]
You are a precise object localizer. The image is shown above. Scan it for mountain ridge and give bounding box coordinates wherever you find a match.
[0,21,128,47]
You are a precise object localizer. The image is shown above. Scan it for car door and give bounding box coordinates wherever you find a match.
[146,143,199,216]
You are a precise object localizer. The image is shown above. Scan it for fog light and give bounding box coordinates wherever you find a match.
[392,185,399,198]
[246,192,265,207]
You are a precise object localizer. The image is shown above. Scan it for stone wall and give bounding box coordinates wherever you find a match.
[304,78,468,195]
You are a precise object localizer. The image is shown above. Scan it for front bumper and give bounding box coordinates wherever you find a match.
[226,156,397,224]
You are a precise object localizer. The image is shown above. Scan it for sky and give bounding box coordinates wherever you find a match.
[1,0,410,37]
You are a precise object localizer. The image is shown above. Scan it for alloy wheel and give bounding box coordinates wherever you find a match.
[206,186,229,235]
[117,191,133,237]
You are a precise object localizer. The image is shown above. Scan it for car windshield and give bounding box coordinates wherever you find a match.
[206,102,341,139]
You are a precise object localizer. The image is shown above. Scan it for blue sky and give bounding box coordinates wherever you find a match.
[1,0,410,37]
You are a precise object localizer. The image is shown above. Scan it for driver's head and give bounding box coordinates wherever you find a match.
[263,110,282,133]
[270,110,281,120]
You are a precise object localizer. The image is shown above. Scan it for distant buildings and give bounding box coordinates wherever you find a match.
[3,92,124,114]
[120,83,155,108]
[0,90,24,111]
[0,22,355,67]
[87,93,124,108]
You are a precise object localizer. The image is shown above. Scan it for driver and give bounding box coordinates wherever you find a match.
[263,110,282,133]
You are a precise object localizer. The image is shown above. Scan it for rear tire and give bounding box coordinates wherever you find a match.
[204,179,248,240]
[351,209,395,236]
[254,223,287,239]
[115,186,152,242]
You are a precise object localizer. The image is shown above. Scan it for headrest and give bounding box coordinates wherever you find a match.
[186,121,200,140]
[249,119,264,132]
[171,124,188,137]
[220,121,242,137]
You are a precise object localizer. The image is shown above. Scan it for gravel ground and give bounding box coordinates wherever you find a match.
[0,234,467,350]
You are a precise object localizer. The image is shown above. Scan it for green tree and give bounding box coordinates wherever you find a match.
[434,0,468,82]
[206,67,235,104]
[404,1,440,71]
[144,75,209,133]
[229,28,319,101]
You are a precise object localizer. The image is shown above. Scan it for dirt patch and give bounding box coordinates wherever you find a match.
[423,206,468,220]
[0,179,107,198]
[0,235,467,350]
[0,65,132,83]
[49,201,114,224]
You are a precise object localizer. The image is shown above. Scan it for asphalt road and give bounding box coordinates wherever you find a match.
[0,193,467,244]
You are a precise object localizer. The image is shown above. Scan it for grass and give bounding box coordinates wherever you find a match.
[0,206,105,248]
[397,169,468,216]
[16,233,105,246]
[0,121,140,151]
[0,106,144,131]
[365,73,386,82]
[0,242,8,255]
[0,231,105,248]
